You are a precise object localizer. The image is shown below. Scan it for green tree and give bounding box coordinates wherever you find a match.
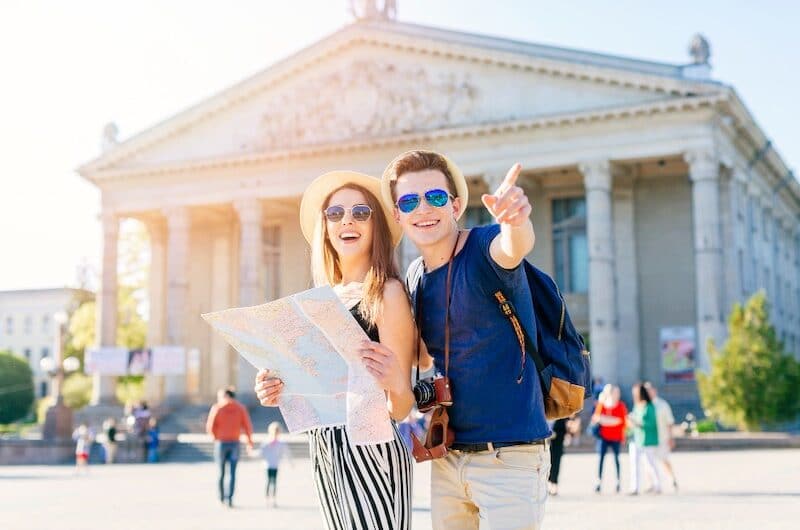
[66,220,150,407]
[0,350,35,424]
[698,290,800,431]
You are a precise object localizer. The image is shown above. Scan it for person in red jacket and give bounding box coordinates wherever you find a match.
[591,384,628,493]
[206,386,254,508]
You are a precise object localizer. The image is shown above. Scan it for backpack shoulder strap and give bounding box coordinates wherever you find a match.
[492,260,546,386]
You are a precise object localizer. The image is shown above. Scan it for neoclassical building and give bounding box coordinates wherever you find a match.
[79,14,800,409]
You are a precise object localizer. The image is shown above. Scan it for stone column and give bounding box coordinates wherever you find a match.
[144,218,167,404]
[613,174,640,390]
[685,149,726,372]
[91,212,119,405]
[234,198,263,402]
[579,160,619,384]
[163,206,191,402]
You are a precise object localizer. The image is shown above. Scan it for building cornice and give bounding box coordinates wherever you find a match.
[77,22,720,178]
[83,93,726,183]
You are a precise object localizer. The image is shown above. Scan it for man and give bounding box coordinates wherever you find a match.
[206,387,254,508]
[379,150,551,530]
[644,381,679,491]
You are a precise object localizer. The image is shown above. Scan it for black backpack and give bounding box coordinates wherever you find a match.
[407,256,592,420]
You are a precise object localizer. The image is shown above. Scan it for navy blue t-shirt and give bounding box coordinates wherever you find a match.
[411,225,551,443]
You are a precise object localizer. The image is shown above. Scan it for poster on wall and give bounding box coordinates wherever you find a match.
[660,327,696,382]
[150,346,186,375]
[84,347,129,375]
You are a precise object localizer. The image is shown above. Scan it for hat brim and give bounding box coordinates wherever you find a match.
[380,151,469,220]
[299,170,403,247]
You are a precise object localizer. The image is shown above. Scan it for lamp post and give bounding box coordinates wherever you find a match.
[41,311,79,440]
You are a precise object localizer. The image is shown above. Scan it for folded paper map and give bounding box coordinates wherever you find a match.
[201,286,393,445]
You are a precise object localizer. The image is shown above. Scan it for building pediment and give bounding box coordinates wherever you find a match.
[79,21,725,181]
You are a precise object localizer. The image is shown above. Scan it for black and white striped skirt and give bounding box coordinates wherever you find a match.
[309,423,413,530]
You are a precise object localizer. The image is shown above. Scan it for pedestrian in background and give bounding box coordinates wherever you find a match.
[206,386,254,508]
[72,423,93,475]
[547,417,568,495]
[102,417,118,464]
[591,384,627,493]
[260,422,292,507]
[146,417,160,463]
[644,381,679,491]
[628,383,662,494]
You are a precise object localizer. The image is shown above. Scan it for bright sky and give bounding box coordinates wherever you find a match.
[1,0,798,291]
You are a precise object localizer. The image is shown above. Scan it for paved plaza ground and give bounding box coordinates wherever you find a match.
[2,449,798,529]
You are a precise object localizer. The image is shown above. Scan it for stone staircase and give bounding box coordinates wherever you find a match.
[158,402,307,463]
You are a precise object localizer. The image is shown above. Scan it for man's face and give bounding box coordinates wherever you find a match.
[392,169,461,249]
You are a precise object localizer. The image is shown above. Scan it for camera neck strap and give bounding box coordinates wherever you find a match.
[414,230,461,383]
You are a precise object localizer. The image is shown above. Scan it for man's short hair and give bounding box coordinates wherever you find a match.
[223,387,236,399]
[384,150,458,201]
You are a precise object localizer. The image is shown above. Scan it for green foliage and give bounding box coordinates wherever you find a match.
[0,350,36,424]
[115,375,145,407]
[36,396,54,424]
[62,372,93,410]
[696,419,718,433]
[697,290,800,431]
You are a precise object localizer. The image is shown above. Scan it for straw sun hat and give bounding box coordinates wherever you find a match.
[299,170,403,247]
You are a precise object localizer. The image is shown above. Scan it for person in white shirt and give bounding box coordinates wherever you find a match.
[260,422,292,507]
[644,382,679,491]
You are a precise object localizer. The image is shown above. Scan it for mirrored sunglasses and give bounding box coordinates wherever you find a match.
[323,204,373,223]
[396,188,453,214]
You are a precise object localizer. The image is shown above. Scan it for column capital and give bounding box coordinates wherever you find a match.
[162,205,190,229]
[746,180,763,198]
[579,159,612,190]
[684,149,719,182]
[481,173,505,193]
[99,211,119,235]
[233,197,263,224]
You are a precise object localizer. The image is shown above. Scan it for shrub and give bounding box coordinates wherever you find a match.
[0,350,35,424]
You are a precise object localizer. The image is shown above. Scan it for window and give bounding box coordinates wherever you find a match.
[24,348,31,361]
[738,249,747,296]
[749,199,758,234]
[42,315,50,334]
[262,226,281,302]
[5,316,12,335]
[552,197,588,294]
[24,315,32,335]
[40,381,48,398]
[762,210,769,241]
[462,205,494,229]
[41,347,49,359]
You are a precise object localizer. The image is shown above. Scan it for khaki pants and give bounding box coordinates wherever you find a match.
[431,443,550,530]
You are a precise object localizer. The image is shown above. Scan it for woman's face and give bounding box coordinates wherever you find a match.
[325,187,374,262]
[610,386,621,404]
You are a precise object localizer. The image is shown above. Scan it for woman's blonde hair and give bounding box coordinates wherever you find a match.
[310,184,400,328]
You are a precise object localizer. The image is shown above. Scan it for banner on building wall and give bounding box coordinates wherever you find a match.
[84,346,186,375]
[150,346,186,375]
[660,327,696,382]
[85,347,129,375]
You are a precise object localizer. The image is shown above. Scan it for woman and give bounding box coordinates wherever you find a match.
[591,384,627,493]
[628,383,662,494]
[254,170,422,530]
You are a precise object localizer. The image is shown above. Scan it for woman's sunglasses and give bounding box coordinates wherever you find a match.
[323,204,373,223]
[396,188,454,214]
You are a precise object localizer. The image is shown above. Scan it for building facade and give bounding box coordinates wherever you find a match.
[0,288,91,398]
[78,17,800,409]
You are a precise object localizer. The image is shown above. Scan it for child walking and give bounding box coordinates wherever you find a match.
[260,422,291,507]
